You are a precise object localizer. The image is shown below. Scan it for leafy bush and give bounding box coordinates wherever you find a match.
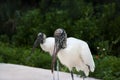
[0,0,120,57]
[0,42,51,69]
[0,35,9,43]
[90,56,120,80]
[13,9,44,46]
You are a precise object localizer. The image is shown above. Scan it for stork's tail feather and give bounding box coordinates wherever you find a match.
[90,66,95,72]
[90,62,95,72]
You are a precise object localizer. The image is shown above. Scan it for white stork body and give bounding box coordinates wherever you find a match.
[40,37,54,56]
[57,37,95,76]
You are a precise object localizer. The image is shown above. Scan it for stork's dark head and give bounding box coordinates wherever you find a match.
[54,28,67,49]
[32,32,46,53]
[37,33,46,44]
[51,28,67,73]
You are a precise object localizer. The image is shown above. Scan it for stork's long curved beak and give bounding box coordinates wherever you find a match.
[31,36,41,54]
[26,36,40,61]
[51,40,60,73]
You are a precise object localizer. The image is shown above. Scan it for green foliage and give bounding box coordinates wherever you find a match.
[91,56,120,80]
[43,10,72,36]
[96,3,120,56]
[0,42,51,69]
[0,35,9,43]
[94,40,111,57]
[13,9,43,46]
[74,17,98,40]
[0,0,119,56]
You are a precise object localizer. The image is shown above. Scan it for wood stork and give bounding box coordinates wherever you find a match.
[32,33,54,55]
[51,28,95,80]
[31,32,59,80]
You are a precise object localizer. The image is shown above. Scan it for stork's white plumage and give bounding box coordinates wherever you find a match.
[52,28,95,80]
[57,37,95,76]
[40,37,54,56]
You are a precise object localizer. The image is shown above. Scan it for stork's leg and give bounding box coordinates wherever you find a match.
[79,71,86,80]
[52,72,55,80]
[56,60,59,80]
[83,74,87,80]
[70,71,74,80]
[83,76,86,80]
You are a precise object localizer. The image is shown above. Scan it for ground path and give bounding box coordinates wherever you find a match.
[0,63,100,80]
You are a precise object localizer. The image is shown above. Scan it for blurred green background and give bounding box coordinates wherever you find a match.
[0,0,120,80]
